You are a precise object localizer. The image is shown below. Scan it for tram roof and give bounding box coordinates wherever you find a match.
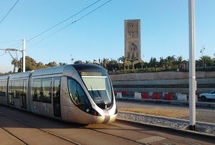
[0,64,103,80]
[32,65,69,77]
[9,71,31,79]
[0,74,10,80]
[31,64,103,77]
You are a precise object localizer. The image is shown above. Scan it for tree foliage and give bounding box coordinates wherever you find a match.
[118,56,127,70]
[3,54,215,75]
[15,56,63,72]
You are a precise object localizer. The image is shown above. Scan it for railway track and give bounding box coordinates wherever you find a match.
[0,111,79,145]
[0,125,27,145]
[0,108,142,145]
[0,105,215,145]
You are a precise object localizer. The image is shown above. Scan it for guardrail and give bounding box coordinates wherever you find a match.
[115,91,190,101]
[115,91,215,108]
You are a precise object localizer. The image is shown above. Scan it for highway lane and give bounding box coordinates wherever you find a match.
[0,105,215,145]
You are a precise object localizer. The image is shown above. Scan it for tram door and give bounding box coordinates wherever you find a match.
[21,80,27,109]
[53,77,61,117]
[8,81,14,106]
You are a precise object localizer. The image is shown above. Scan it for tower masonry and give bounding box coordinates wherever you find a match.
[124,19,141,62]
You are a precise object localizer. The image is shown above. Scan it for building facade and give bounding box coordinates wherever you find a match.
[124,19,141,61]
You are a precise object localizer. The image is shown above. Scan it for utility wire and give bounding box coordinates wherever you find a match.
[13,0,101,49]
[52,0,112,35]
[0,39,22,51]
[0,52,7,56]
[0,0,20,24]
[28,0,112,49]
[0,39,21,44]
[27,0,101,43]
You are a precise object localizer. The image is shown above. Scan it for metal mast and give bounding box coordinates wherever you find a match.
[188,0,196,130]
[22,39,26,72]
[0,38,26,72]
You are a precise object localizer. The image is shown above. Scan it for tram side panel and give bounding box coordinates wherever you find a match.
[60,76,75,122]
[0,78,8,105]
[7,78,29,110]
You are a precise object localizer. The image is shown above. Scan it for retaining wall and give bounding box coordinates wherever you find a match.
[110,71,215,94]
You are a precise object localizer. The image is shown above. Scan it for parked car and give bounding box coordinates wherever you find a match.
[199,90,215,101]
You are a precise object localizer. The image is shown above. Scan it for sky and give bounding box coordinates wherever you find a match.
[0,0,215,73]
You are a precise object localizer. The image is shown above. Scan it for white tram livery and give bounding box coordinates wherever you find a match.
[0,64,117,124]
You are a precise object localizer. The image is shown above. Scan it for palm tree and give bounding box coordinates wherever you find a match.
[11,59,19,73]
[159,57,165,68]
[149,57,157,67]
[166,55,176,68]
[118,56,127,70]
[177,56,183,69]
[199,55,214,67]
[102,58,109,69]
[129,57,138,70]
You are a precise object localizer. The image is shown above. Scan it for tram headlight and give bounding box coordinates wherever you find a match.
[86,108,101,116]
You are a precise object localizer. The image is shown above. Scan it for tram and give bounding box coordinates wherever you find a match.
[0,64,117,124]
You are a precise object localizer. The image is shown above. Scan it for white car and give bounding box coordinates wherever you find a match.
[199,90,215,101]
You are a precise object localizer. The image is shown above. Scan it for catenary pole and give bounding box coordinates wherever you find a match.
[188,0,196,130]
[22,38,26,72]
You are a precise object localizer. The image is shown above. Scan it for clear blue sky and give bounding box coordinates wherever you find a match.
[0,0,215,73]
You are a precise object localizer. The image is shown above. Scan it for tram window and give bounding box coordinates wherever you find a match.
[53,77,61,117]
[33,79,41,101]
[53,77,60,100]
[0,81,6,97]
[68,78,88,107]
[8,81,14,105]
[42,78,52,103]
[32,78,52,103]
[9,81,14,97]
[22,80,27,99]
[13,80,21,99]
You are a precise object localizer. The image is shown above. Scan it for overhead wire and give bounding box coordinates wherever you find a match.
[27,0,101,43]
[0,0,20,24]
[0,39,22,53]
[0,1,21,51]
[12,0,102,49]
[0,52,7,56]
[0,39,21,49]
[0,39,21,44]
[28,0,112,49]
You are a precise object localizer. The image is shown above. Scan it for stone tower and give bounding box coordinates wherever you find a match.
[124,19,141,61]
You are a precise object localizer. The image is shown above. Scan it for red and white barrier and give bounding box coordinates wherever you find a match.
[141,92,149,99]
[134,92,141,99]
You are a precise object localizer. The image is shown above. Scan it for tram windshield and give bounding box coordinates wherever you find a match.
[82,76,112,108]
[74,65,113,109]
